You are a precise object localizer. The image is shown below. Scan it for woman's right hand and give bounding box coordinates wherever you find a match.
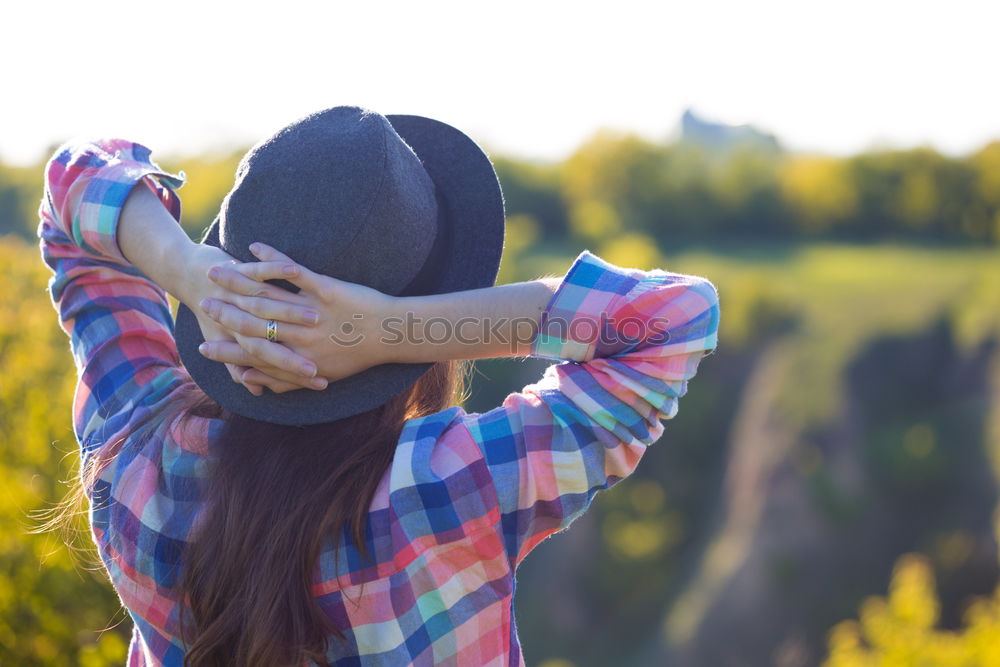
[196,243,398,386]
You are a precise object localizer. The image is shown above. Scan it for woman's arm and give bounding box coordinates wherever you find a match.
[117,179,200,309]
[458,252,719,567]
[196,242,562,383]
[38,139,193,456]
[37,138,324,459]
[380,278,563,362]
[117,184,327,394]
[197,246,720,569]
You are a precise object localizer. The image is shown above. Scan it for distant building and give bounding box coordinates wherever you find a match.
[680,108,781,154]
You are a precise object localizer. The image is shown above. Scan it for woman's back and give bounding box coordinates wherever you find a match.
[99,401,516,665]
[40,131,719,665]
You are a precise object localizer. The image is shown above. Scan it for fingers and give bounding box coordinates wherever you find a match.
[198,338,321,381]
[214,359,266,396]
[207,262,308,300]
[217,260,298,284]
[204,341,328,392]
[239,368,329,394]
[199,298,312,342]
[217,294,319,326]
[248,242,295,264]
[223,361,249,386]
[232,334,324,383]
[241,375,300,394]
[248,242,329,295]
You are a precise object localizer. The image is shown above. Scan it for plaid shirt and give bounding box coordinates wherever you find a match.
[38,138,720,666]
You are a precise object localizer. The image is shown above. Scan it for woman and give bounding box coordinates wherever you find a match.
[39,107,719,666]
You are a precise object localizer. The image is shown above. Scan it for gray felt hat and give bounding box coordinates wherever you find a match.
[174,106,505,426]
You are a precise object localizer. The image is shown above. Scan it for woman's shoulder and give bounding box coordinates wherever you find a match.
[388,405,478,495]
[386,405,500,539]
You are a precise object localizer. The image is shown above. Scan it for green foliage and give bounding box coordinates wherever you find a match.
[5,127,1000,665]
[4,134,1000,246]
[824,554,1000,666]
[0,237,130,665]
[498,236,1000,666]
[6,231,1000,665]
[157,151,243,240]
[779,155,857,232]
[0,162,44,238]
[492,156,567,240]
[845,148,980,240]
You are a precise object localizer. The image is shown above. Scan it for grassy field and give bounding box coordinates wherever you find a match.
[514,238,1000,424]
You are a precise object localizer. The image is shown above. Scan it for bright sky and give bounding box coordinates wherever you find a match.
[3,0,998,166]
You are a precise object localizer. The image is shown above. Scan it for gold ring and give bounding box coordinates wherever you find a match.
[266,319,278,342]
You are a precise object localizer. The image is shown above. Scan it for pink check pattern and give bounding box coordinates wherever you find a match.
[38,138,720,666]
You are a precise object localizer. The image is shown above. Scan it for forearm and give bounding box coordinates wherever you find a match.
[119,180,199,305]
[383,278,561,363]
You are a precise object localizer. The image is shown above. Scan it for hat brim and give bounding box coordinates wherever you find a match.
[173,114,505,426]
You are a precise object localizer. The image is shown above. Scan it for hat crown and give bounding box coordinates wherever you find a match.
[175,105,506,425]
[218,106,440,294]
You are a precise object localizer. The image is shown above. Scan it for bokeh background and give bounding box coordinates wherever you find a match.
[3,1,1000,665]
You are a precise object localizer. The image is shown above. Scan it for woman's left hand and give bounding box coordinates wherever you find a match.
[181,244,329,396]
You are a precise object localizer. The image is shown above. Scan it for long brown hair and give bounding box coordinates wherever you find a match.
[36,361,465,667]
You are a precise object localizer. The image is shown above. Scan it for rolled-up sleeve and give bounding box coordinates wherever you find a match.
[462,251,720,567]
[38,138,187,461]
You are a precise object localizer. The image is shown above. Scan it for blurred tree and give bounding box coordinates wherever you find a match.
[0,161,43,238]
[846,148,978,241]
[158,151,243,239]
[568,199,623,243]
[825,554,1000,666]
[709,143,788,237]
[491,156,568,240]
[560,130,681,242]
[0,239,131,665]
[968,142,1000,242]
[779,155,858,234]
[4,134,1000,246]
